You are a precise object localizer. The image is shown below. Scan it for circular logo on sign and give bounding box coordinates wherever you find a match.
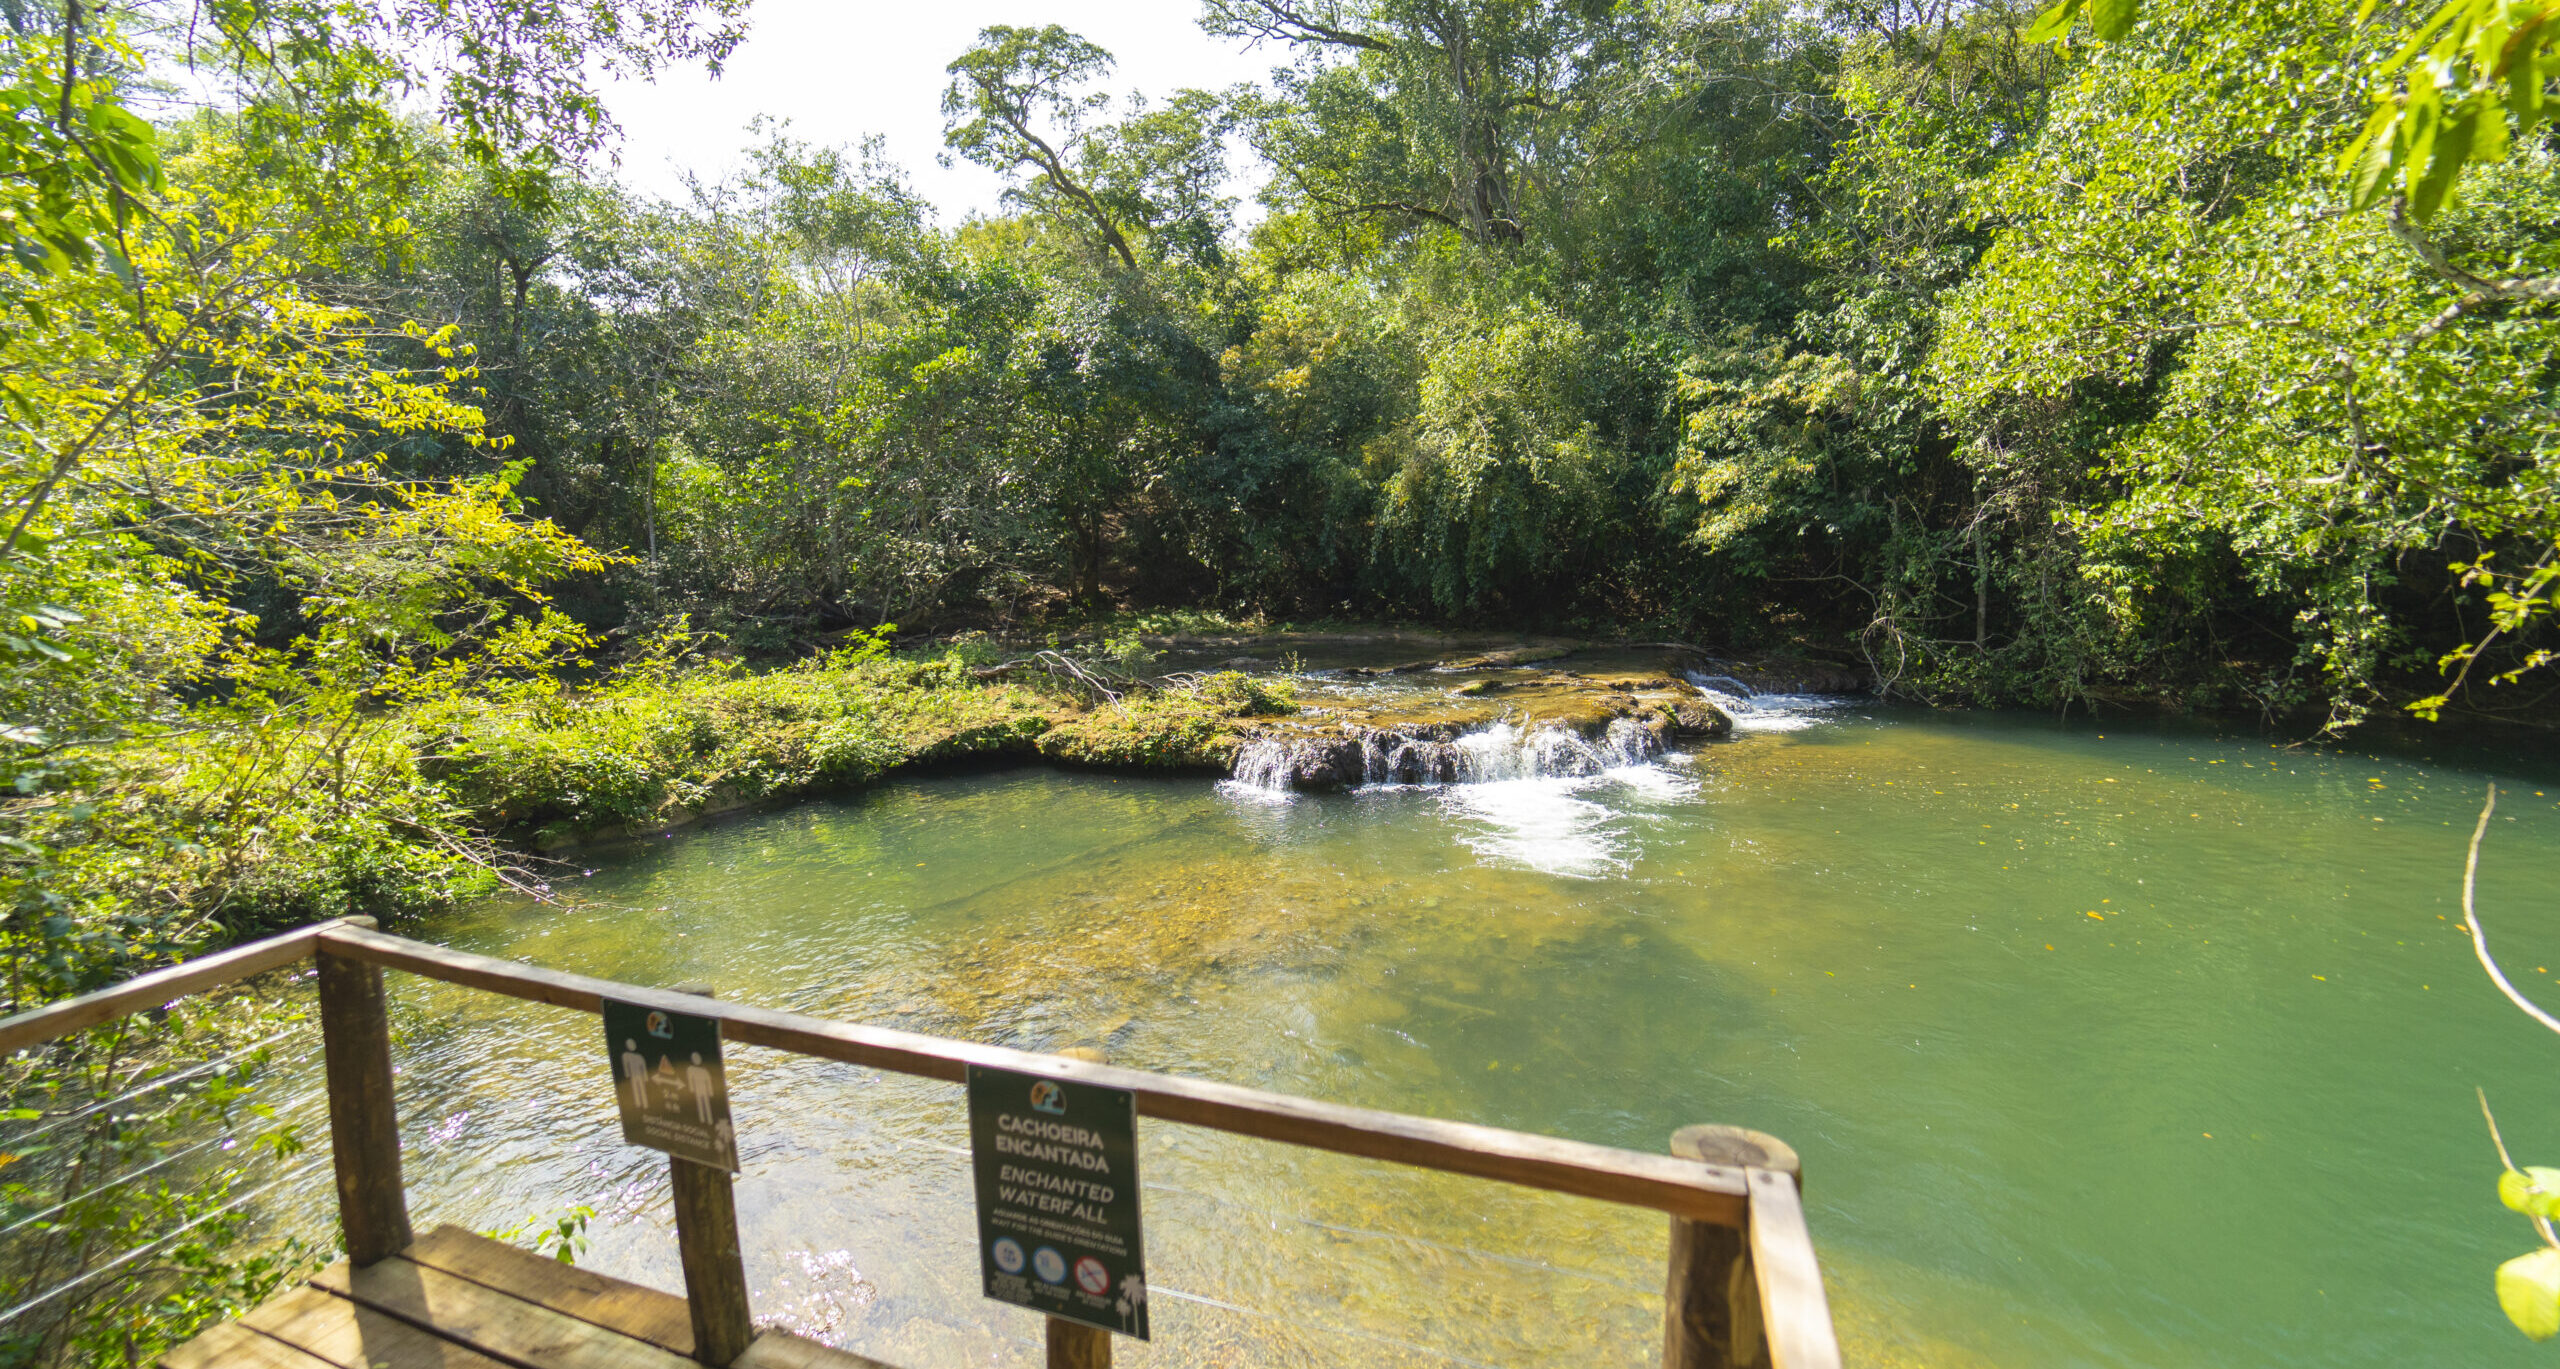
[1032,1246,1067,1284]
[990,1238,1024,1275]
[1073,1256,1109,1295]
[1029,1080,1067,1115]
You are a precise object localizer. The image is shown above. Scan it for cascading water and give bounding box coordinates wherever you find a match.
[1228,738,1296,793]
[1680,670,1852,734]
[1224,717,1666,795]
[1451,719,1660,781]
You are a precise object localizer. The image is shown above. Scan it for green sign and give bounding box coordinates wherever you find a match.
[966,1064,1149,1339]
[602,998,737,1172]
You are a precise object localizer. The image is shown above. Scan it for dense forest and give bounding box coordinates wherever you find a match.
[3,0,2560,1358]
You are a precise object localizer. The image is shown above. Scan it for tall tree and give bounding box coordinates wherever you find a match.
[944,26,1143,268]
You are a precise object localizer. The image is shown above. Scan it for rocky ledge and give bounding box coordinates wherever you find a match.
[1236,666,1737,792]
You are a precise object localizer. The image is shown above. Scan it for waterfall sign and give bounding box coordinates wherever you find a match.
[601,998,737,1172]
[965,1064,1149,1339]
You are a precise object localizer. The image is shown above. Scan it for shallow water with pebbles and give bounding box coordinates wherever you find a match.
[249,700,2560,1367]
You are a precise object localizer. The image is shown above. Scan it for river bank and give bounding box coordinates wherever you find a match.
[419,634,1857,852]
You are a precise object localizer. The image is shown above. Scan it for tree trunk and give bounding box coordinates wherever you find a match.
[1973,517,1989,652]
[1078,514,1104,605]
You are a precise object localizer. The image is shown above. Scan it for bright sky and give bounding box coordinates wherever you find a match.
[593,0,1282,222]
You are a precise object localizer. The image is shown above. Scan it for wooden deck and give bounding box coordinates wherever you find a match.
[160,1225,889,1369]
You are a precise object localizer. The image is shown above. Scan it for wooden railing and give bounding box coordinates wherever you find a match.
[0,918,1844,1369]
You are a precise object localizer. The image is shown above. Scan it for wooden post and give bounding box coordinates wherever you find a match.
[671,985,753,1366]
[1046,1316,1111,1369]
[1043,1045,1113,1369]
[316,925,414,1266]
[1663,1125,1799,1369]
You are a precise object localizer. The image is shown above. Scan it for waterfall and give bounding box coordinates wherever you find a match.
[1680,670,1850,734]
[1227,719,1664,794]
[1228,738,1296,793]
[1453,719,1660,781]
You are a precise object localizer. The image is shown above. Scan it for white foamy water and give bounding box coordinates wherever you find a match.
[1435,754,1704,877]
[1221,719,1706,876]
[1435,777,1623,876]
[1683,673,1855,733]
[1447,718,1657,779]
[1223,738,1297,800]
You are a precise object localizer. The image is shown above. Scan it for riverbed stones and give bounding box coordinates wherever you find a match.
[1284,736,1368,790]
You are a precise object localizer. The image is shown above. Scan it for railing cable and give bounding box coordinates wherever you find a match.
[1,1024,311,1146]
[0,1155,321,1325]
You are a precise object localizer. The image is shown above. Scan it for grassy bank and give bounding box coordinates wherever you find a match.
[419,647,1294,850]
[16,642,1301,995]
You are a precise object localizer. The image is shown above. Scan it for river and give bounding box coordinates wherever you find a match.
[357,693,2560,1366]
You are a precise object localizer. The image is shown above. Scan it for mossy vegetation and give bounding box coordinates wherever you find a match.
[424,654,1291,847]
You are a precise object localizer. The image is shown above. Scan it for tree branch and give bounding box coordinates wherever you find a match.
[1206,0,1391,53]
[2461,783,2560,1035]
[2389,196,2560,341]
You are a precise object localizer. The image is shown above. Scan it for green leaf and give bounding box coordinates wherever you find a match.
[2501,1168,2560,1217]
[2339,99,2402,209]
[2402,74,2442,201]
[2476,90,2513,162]
[2501,1248,2560,1340]
[2024,0,2085,42]
[2510,45,2548,133]
[2412,100,2481,219]
[2089,0,2138,40]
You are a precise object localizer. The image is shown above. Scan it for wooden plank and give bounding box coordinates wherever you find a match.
[0,921,346,1056]
[1666,1125,1797,1369]
[240,1281,509,1369]
[733,1330,899,1369]
[402,1224,693,1355]
[318,945,413,1265]
[159,1319,340,1369]
[313,1255,698,1369]
[1746,1168,1843,1369]
[321,926,1752,1225]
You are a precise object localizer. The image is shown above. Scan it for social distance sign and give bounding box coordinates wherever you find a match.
[966,1064,1148,1339]
[601,998,737,1172]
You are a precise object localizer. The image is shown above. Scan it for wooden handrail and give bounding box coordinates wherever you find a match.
[0,922,1844,1369]
[0,919,358,1056]
[318,925,1757,1226]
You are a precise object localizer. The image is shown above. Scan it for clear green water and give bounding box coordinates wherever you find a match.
[371,704,2560,1367]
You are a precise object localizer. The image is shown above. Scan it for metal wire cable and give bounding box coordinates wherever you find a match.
[0,1156,322,1325]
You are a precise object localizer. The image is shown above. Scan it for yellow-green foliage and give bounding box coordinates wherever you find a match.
[1034,672,1292,768]
[421,652,1060,840]
[1193,670,1298,717]
[1036,693,1236,770]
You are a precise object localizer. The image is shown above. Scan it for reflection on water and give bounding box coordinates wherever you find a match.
[262,705,2560,1366]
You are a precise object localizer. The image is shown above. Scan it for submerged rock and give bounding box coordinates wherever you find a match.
[1436,645,1577,670]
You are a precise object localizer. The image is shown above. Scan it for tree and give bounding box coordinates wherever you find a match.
[2026,0,2560,221]
[1940,0,2560,727]
[944,26,1143,269]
